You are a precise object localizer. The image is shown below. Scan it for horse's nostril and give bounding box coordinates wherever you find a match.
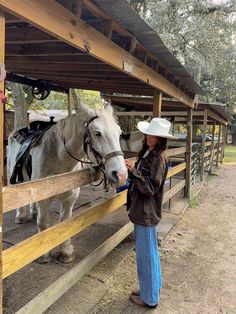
[112,170,119,182]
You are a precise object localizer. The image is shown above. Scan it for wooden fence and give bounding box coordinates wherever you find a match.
[2,146,187,313]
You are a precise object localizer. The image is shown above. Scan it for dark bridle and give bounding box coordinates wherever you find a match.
[64,115,124,190]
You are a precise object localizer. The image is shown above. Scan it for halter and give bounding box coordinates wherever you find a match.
[64,115,124,190]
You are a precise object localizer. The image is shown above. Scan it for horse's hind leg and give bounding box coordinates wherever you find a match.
[58,189,80,263]
[15,206,30,224]
[36,199,52,263]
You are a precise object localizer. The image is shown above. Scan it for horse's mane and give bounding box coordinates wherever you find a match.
[53,107,116,141]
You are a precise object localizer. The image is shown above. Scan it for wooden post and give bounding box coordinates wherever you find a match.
[0,10,5,314]
[67,88,72,116]
[172,119,175,136]
[185,108,193,200]
[200,110,207,181]
[216,124,222,167]
[220,125,224,162]
[221,124,227,162]
[209,121,216,174]
[153,90,162,117]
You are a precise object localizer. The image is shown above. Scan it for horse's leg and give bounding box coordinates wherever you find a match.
[36,199,52,263]
[15,205,30,224]
[29,202,37,220]
[58,188,80,263]
[15,168,32,224]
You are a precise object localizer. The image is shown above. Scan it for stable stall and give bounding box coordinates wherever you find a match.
[105,95,230,182]
[0,0,203,312]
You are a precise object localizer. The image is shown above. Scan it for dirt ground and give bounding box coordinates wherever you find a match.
[3,165,236,313]
[90,165,236,314]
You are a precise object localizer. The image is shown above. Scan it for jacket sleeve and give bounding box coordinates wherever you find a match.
[128,156,167,196]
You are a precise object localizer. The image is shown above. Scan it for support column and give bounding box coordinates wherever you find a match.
[185,108,193,200]
[221,124,227,162]
[223,122,228,159]
[200,110,207,181]
[0,10,5,314]
[209,121,216,174]
[67,88,72,116]
[216,124,222,167]
[153,90,162,117]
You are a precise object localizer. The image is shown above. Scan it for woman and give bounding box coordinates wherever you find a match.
[125,117,175,309]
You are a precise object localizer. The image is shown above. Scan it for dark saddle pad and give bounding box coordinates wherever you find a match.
[10,118,56,185]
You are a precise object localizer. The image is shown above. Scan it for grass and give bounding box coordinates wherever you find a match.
[189,195,200,208]
[224,145,236,163]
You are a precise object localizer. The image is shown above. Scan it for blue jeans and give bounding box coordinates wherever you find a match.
[134,224,162,306]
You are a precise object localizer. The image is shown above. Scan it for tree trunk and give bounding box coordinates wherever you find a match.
[71,89,80,113]
[8,82,28,129]
[232,132,236,145]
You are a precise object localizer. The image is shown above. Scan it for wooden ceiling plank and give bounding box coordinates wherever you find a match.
[6,55,103,63]
[6,62,117,72]
[9,71,141,81]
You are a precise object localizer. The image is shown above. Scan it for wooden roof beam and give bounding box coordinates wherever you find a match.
[0,0,194,107]
[207,109,227,125]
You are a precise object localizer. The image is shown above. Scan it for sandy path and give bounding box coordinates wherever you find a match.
[92,165,236,314]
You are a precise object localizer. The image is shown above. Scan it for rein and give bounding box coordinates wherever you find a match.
[64,115,124,191]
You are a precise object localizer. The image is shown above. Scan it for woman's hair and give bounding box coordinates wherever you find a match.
[138,136,168,162]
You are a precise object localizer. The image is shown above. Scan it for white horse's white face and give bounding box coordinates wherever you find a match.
[86,106,128,187]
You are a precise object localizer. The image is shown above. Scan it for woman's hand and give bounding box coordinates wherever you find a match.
[125,159,135,172]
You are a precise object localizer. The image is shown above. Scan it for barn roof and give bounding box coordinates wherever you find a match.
[93,0,203,95]
[2,0,203,105]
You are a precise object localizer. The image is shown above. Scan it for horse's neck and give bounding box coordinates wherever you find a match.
[128,131,144,152]
[52,111,90,167]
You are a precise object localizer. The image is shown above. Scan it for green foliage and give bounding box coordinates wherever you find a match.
[129,0,236,110]
[35,89,103,110]
[6,85,104,111]
[74,90,104,109]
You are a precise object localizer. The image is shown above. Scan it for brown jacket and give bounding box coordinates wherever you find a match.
[127,148,168,226]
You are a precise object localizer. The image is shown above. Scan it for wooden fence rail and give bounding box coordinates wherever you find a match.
[3,147,187,213]
[3,156,187,279]
[3,167,101,213]
[3,191,127,279]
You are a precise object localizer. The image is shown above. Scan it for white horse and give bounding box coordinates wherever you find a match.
[8,104,127,262]
[120,130,144,153]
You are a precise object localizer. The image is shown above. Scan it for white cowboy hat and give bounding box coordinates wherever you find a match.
[137,118,176,139]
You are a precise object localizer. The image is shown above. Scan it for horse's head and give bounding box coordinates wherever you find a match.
[84,105,128,187]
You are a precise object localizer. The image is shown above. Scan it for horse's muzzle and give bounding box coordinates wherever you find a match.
[109,170,127,187]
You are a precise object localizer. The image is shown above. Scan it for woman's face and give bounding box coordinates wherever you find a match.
[146,135,159,149]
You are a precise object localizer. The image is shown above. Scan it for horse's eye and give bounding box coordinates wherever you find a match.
[95,131,102,137]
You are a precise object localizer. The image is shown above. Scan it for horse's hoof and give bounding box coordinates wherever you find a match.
[15,216,29,224]
[37,255,51,264]
[58,254,75,263]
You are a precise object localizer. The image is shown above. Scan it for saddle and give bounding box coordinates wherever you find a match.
[10,117,56,184]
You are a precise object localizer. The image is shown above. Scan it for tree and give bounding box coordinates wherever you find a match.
[7,82,28,129]
[129,0,236,142]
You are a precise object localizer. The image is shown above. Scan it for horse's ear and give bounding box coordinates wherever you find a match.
[80,102,94,115]
[105,104,113,115]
